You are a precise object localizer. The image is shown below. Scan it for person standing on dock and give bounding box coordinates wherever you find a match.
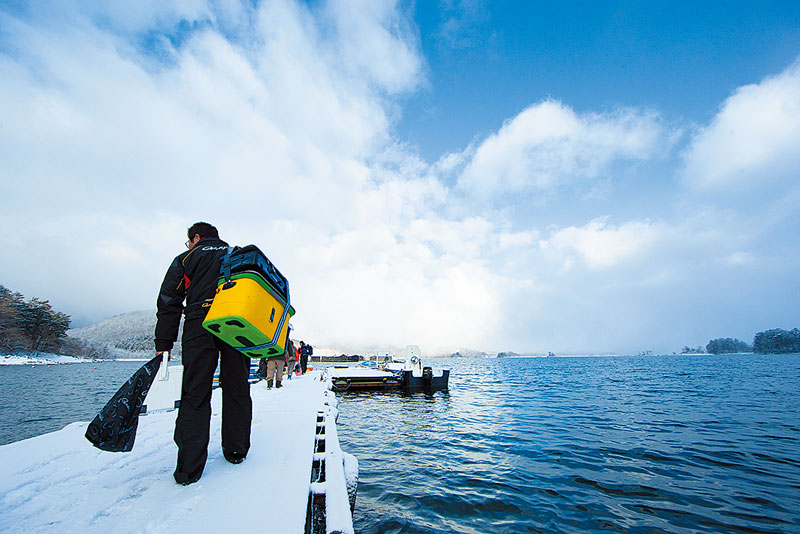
[293,339,301,375]
[265,328,293,388]
[154,222,253,486]
[299,340,312,373]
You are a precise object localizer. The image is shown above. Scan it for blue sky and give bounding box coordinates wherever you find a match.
[402,1,800,160]
[1,1,799,355]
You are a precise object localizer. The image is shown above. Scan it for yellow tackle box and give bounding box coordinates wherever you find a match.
[202,272,295,358]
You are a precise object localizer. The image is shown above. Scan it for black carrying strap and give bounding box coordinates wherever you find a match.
[221,246,235,289]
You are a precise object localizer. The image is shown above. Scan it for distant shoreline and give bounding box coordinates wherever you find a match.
[1,354,91,366]
[0,353,153,366]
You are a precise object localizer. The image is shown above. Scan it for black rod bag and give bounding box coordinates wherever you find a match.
[84,355,161,452]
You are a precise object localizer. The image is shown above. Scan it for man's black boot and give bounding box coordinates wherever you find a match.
[174,469,202,486]
[224,450,247,464]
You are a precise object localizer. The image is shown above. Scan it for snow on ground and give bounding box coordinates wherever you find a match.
[0,371,338,533]
[1,353,90,365]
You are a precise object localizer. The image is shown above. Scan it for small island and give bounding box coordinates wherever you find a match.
[687,328,800,355]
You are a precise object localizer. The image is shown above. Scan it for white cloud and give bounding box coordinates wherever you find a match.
[457,100,668,197]
[437,0,492,50]
[74,1,214,35]
[726,251,758,266]
[0,0,423,326]
[539,217,665,270]
[323,0,423,94]
[496,230,539,251]
[281,211,504,353]
[0,0,423,233]
[682,59,800,190]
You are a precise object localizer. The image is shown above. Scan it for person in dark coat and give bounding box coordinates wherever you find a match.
[155,222,252,486]
[299,341,312,373]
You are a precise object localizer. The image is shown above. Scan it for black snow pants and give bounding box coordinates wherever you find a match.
[173,318,252,484]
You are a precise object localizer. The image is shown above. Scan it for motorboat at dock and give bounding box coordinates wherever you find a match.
[327,345,449,393]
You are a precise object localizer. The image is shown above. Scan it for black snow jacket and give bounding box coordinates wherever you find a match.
[154,237,230,352]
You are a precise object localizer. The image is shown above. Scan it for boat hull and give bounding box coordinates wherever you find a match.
[329,367,449,393]
[402,367,450,392]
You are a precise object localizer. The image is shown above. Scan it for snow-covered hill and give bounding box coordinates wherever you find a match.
[67,310,182,359]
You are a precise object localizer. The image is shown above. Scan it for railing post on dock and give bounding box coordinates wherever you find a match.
[305,388,358,534]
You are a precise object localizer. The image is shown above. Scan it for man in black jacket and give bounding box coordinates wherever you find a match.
[155,222,252,485]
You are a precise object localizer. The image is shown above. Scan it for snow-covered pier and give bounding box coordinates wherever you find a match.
[0,371,357,534]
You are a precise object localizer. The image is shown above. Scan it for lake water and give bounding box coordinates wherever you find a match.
[2,354,799,533]
[332,355,800,533]
[0,360,146,446]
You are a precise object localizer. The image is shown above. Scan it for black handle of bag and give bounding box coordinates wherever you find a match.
[222,246,235,289]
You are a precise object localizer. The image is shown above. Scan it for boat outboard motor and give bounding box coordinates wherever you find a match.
[422,366,433,390]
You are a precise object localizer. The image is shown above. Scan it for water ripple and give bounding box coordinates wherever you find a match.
[333,354,800,533]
